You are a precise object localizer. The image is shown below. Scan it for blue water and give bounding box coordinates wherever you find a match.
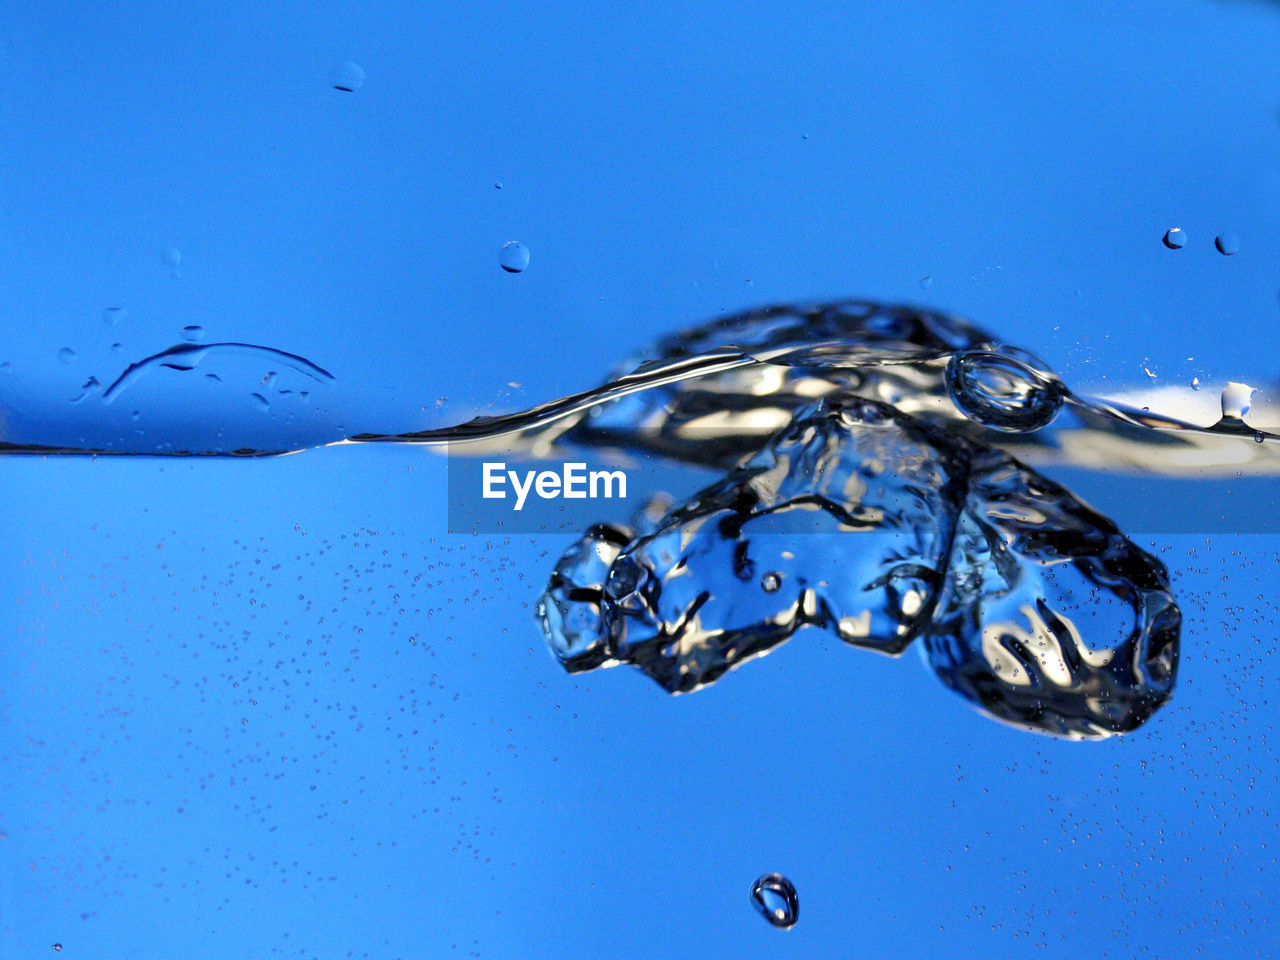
[3,2,1279,958]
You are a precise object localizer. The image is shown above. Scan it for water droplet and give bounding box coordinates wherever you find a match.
[919,275,933,290]
[1215,232,1240,256]
[102,307,126,328]
[494,181,503,190]
[181,325,204,342]
[1221,381,1255,419]
[750,874,798,929]
[761,572,782,593]
[1254,431,1265,443]
[330,61,365,92]
[945,349,1063,432]
[58,347,77,364]
[499,241,530,273]
[251,393,270,413]
[110,343,123,354]
[1162,228,1186,249]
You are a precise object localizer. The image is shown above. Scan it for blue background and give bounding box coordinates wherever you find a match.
[2,1,1279,957]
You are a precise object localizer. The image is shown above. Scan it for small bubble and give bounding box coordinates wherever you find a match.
[1162,228,1186,250]
[110,343,123,354]
[494,181,503,190]
[251,393,270,412]
[499,241,530,274]
[0,361,11,373]
[58,347,77,364]
[919,275,933,291]
[1255,431,1265,443]
[1191,377,1200,390]
[102,307,126,328]
[330,61,365,92]
[181,325,205,342]
[206,373,222,383]
[761,572,782,593]
[750,874,798,929]
[52,946,62,953]
[1214,232,1240,256]
[162,247,181,267]
[605,555,643,600]
[130,410,140,421]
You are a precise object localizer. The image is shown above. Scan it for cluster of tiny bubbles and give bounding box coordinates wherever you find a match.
[1215,232,1240,256]
[180,325,205,342]
[944,347,1064,432]
[1162,228,1187,249]
[330,61,366,92]
[499,241,530,274]
[101,306,126,328]
[57,347,76,364]
[750,874,799,929]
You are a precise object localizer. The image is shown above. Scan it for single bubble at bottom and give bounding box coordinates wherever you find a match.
[500,241,530,273]
[330,61,366,92]
[750,873,798,929]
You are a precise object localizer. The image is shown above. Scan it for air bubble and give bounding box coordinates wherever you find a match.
[181,325,205,342]
[499,241,530,273]
[750,874,798,929]
[945,349,1063,432]
[110,343,123,354]
[251,393,270,413]
[1162,228,1186,249]
[58,348,77,364]
[102,307,126,328]
[330,61,365,92]
[761,572,782,593]
[1214,232,1240,256]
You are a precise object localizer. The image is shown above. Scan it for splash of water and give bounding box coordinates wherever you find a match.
[4,298,1275,736]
